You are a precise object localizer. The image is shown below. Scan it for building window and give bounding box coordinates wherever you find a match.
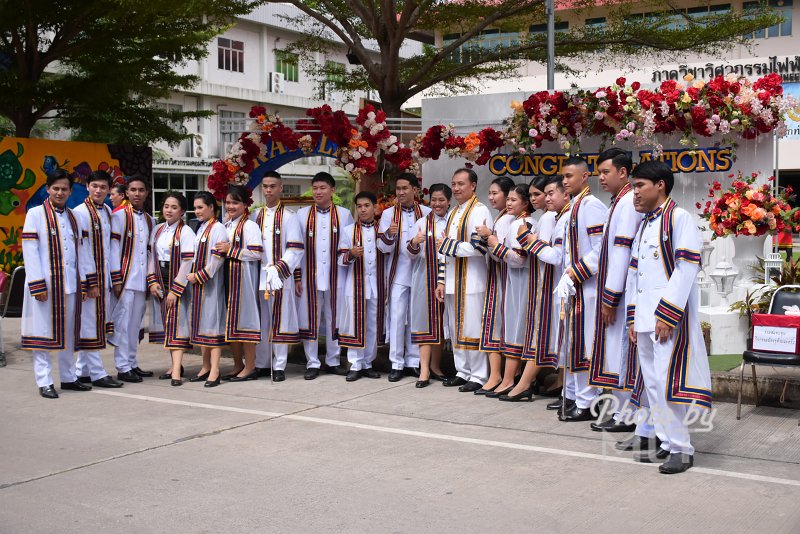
[528,21,570,37]
[275,50,299,82]
[745,0,792,38]
[152,173,203,220]
[219,110,247,154]
[156,103,184,132]
[283,184,301,196]
[585,17,606,29]
[443,29,521,64]
[325,60,346,84]
[218,38,244,73]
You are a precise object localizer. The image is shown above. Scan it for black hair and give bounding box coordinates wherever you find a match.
[510,184,533,214]
[631,160,674,195]
[163,191,187,212]
[428,183,452,200]
[354,191,377,204]
[46,168,73,188]
[194,191,219,217]
[87,170,113,186]
[454,167,478,184]
[226,184,252,204]
[263,170,282,181]
[395,173,420,188]
[112,183,126,195]
[490,176,515,196]
[597,148,633,175]
[562,155,588,172]
[544,174,566,192]
[311,171,336,187]
[529,175,549,192]
[126,174,151,191]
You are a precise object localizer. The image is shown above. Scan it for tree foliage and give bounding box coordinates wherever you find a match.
[0,0,261,144]
[277,0,782,115]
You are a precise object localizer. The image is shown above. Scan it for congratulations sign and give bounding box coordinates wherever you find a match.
[488,147,734,177]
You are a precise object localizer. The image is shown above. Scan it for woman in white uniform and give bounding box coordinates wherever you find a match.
[186,192,229,387]
[148,193,196,386]
[217,185,263,382]
[475,176,515,396]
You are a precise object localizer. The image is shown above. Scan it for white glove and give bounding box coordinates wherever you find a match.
[553,273,576,300]
[265,265,284,292]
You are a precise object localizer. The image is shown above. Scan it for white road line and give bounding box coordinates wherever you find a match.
[95,390,800,488]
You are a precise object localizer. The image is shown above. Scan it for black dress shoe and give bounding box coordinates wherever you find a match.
[132,367,154,378]
[159,365,184,380]
[325,365,348,376]
[388,369,404,382]
[485,386,514,398]
[204,376,221,388]
[615,435,660,452]
[221,369,245,381]
[443,376,467,387]
[272,370,286,382]
[229,370,259,382]
[78,376,92,384]
[590,418,637,433]
[562,407,593,422]
[346,370,362,382]
[474,383,499,396]
[415,379,430,388]
[363,369,381,379]
[659,453,694,474]
[546,398,575,411]
[171,379,183,386]
[189,372,210,383]
[39,384,59,399]
[256,367,271,378]
[499,388,534,402]
[304,368,320,380]
[60,380,92,391]
[158,372,171,380]
[117,370,143,383]
[458,381,482,392]
[403,366,420,377]
[92,376,123,388]
[634,447,671,463]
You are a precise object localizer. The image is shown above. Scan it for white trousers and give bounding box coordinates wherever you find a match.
[565,368,598,409]
[387,284,420,370]
[347,298,378,371]
[637,332,697,455]
[112,289,146,373]
[76,350,109,381]
[445,295,487,385]
[611,388,632,420]
[303,289,341,368]
[33,294,76,387]
[256,299,289,370]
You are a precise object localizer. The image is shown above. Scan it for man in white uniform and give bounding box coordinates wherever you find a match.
[435,168,493,392]
[109,175,155,383]
[74,170,123,388]
[555,157,608,422]
[627,160,711,474]
[252,171,304,382]
[588,148,643,431]
[296,172,354,379]
[21,170,88,398]
[378,173,430,381]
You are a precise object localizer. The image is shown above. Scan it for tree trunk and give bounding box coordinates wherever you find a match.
[11,110,34,138]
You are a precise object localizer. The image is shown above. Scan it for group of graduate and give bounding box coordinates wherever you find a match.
[21,147,711,474]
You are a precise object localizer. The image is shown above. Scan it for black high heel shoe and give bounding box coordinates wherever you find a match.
[229,370,259,382]
[486,386,514,398]
[415,379,430,388]
[159,365,185,380]
[189,372,210,383]
[474,383,499,396]
[170,378,183,387]
[430,372,447,382]
[204,375,221,388]
[498,388,534,402]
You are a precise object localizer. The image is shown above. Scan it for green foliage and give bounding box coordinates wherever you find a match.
[730,255,800,324]
[280,0,781,113]
[0,0,261,144]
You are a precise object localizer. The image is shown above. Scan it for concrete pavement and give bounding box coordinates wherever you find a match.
[1,320,800,533]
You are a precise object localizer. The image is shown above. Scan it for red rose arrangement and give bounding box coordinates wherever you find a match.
[699,170,798,239]
[411,124,505,168]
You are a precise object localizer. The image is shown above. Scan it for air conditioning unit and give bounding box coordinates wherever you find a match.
[191,133,208,159]
[270,72,285,94]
